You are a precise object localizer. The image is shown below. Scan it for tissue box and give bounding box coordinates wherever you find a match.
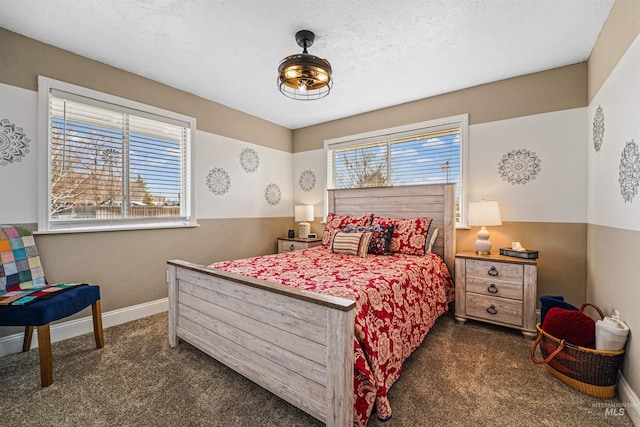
[499,248,539,259]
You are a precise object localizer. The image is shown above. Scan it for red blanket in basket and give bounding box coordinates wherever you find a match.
[542,307,596,348]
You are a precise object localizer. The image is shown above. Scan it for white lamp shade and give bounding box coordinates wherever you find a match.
[295,205,314,222]
[468,201,502,226]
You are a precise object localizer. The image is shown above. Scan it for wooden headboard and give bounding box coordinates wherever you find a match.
[327,183,456,275]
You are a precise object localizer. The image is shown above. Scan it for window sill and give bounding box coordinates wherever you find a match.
[34,222,200,235]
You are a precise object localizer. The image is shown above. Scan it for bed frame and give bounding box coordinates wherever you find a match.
[167,183,456,426]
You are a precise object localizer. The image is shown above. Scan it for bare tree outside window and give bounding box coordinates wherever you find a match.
[335,145,388,189]
[50,122,166,219]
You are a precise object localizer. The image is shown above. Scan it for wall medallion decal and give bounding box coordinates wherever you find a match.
[298,169,316,192]
[619,140,639,203]
[593,105,604,152]
[497,148,542,185]
[264,183,281,206]
[239,148,260,173]
[0,118,31,166]
[206,167,231,195]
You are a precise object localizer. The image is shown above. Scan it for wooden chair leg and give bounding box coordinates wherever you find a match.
[92,300,104,349]
[36,324,53,387]
[23,326,34,352]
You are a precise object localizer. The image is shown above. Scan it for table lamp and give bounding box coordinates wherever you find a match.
[295,205,314,239]
[468,201,502,255]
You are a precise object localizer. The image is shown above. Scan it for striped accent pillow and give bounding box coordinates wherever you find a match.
[329,231,372,258]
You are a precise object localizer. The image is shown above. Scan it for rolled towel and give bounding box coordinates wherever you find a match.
[595,317,629,351]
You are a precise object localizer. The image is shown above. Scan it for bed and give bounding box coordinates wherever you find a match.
[167,183,456,426]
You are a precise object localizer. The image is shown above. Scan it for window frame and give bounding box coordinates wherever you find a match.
[37,76,197,233]
[324,114,469,226]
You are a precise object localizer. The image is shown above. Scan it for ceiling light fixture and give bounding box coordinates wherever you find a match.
[277,30,332,100]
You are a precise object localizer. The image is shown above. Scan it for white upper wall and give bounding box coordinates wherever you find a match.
[196,131,292,219]
[588,33,640,231]
[469,108,587,223]
[0,83,38,223]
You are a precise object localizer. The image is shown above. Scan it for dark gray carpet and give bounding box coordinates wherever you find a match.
[0,311,633,426]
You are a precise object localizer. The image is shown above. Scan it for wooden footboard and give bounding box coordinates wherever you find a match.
[167,259,356,426]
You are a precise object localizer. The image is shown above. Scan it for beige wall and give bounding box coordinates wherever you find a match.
[587,225,639,398]
[293,63,587,152]
[588,0,640,102]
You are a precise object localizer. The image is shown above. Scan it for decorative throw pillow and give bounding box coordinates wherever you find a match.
[343,224,394,255]
[0,226,47,293]
[426,227,439,253]
[329,231,372,258]
[542,307,596,348]
[371,216,433,256]
[322,213,373,246]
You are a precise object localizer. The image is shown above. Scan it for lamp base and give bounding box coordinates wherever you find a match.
[474,226,493,255]
[298,222,310,239]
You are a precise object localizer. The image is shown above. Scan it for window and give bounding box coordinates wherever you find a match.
[326,115,468,225]
[37,76,196,232]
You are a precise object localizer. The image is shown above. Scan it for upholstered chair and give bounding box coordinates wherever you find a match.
[0,225,103,386]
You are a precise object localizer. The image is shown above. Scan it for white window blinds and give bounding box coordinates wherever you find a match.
[46,89,192,228]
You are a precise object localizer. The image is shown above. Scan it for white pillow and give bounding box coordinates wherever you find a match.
[426,228,439,253]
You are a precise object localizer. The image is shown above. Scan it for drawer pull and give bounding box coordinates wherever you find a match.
[486,305,498,315]
[487,284,499,294]
[289,244,295,250]
[487,266,499,277]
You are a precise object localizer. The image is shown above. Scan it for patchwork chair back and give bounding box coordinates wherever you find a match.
[0,225,103,386]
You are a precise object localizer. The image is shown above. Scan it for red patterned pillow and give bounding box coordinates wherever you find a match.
[322,213,373,246]
[371,216,432,256]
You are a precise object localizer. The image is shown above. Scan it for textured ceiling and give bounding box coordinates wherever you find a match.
[0,0,614,130]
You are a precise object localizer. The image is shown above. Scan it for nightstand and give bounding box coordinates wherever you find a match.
[454,251,537,339]
[277,237,322,253]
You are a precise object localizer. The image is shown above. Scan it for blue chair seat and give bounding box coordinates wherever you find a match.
[0,285,100,326]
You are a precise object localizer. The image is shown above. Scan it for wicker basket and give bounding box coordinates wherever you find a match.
[530,303,625,398]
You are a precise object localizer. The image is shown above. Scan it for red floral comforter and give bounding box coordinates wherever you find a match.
[211,246,455,426]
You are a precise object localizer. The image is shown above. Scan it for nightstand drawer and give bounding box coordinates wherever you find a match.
[466,259,523,283]
[466,293,523,327]
[466,277,523,300]
[277,238,322,253]
[280,241,308,252]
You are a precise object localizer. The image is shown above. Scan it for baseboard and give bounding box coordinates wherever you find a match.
[0,298,168,358]
[619,373,640,425]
